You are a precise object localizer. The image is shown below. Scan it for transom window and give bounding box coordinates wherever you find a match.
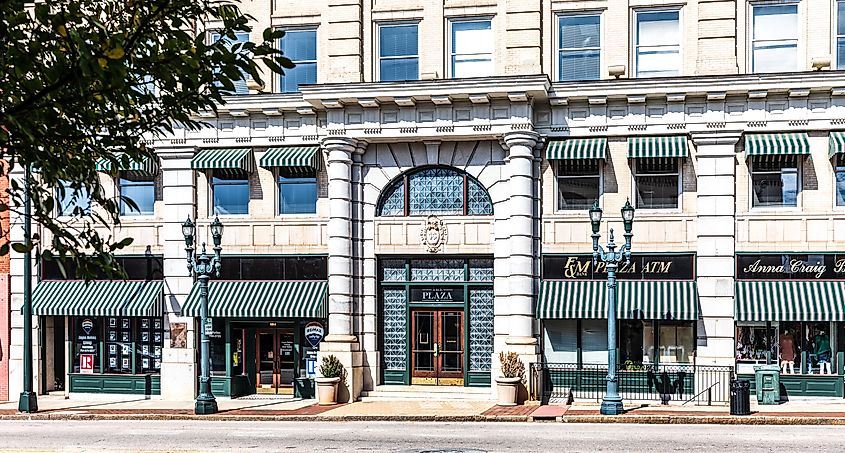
[751,4,798,73]
[634,10,681,78]
[751,156,799,207]
[558,14,601,81]
[377,167,493,216]
[633,158,680,209]
[557,160,601,211]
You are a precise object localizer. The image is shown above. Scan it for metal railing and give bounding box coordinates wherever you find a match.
[530,362,733,405]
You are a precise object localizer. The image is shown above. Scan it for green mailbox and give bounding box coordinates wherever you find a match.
[754,364,781,405]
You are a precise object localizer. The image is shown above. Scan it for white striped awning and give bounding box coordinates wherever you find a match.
[829,131,845,158]
[546,138,607,160]
[744,133,810,156]
[538,280,698,320]
[95,153,159,176]
[182,280,327,318]
[32,280,163,317]
[735,281,845,322]
[259,146,320,169]
[627,136,689,158]
[191,148,255,173]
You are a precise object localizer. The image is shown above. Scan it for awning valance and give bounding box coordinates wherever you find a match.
[538,280,698,320]
[182,280,327,318]
[191,148,255,173]
[95,154,160,177]
[829,132,845,158]
[546,138,607,160]
[735,281,845,322]
[259,146,320,169]
[744,133,810,156]
[32,280,163,317]
[627,136,689,158]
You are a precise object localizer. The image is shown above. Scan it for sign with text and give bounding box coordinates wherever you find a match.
[542,254,695,280]
[80,354,95,374]
[304,322,324,348]
[737,253,845,280]
[410,287,465,303]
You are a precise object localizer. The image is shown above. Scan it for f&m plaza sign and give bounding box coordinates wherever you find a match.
[542,254,695,280]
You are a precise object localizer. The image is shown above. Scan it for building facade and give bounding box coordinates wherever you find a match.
[8,0,845,403]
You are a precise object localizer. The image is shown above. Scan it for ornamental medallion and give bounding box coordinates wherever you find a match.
[420,215,447,253]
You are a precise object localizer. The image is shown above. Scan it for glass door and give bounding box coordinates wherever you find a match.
[411,310,464,385]
[255,328,295,394]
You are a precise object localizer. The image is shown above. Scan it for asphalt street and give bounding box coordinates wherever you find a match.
[0,420,843,452]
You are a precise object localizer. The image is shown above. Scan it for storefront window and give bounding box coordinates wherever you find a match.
[750,155,798,207]
[620,320,644,367]
[72,316,163,374]
[209,318,226,376]
[735,323,778,370]
[232,328,245,376]
[657,322,694,364]
[737,322,838,375]
[620,320,694,367]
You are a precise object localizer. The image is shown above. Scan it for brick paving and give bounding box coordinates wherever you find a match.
[481,405,537,417]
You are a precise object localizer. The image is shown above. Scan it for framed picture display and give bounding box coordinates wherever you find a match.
[121,332,130,342]
[109,331,116,341]
[109,318,117,327]
[109,357,117,368]
[142,358,150,369]
[142,332,149,342]
[141,319,149,329]
[122,344,130,355]
[154,359,161,369]
[122,358,130,369]
[122,319,130,329]
[154,333,162,343]
[109,344,117,354]
[154,346,161,357]
[154,319,162,330]
[142,345,150,355]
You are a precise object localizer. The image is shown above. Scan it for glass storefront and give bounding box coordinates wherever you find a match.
[735,321,841,375]
[71,316,164,375]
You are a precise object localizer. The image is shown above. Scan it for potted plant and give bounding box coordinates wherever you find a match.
[495,351,524,406]
[316,355,345,405]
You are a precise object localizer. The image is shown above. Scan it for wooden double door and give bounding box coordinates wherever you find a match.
[411,309,464,385]
[255,328,295,394]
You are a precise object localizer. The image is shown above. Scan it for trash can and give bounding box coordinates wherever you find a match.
[730,379,751,415]
[754,364,781,405]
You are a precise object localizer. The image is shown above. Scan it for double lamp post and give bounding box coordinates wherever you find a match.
[589,199,635,416]
[182,216,224,415]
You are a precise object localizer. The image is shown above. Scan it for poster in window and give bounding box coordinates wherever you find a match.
[109,344,116,354]
[154,332,162,343]
[109,357,117,368]
[122,358,130,369]
[122,344,130,355]
[122,332,130,342]
[122,319,130,329]
[154,319,162,330]
[109,318,117,327]
[154,346,161,357]
[142,319,149,329]
[109,331,116,341]
[142,331,149,342]
[154,358,161,369]
[169,323,187,348]
[142,345,149,355]
[142,358,150,369]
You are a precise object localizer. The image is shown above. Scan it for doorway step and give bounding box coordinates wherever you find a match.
[359,385,493,401]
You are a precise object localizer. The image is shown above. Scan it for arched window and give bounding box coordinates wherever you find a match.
[378,167,493,216]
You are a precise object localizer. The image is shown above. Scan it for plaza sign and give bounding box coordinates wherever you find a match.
[542,254,695,280]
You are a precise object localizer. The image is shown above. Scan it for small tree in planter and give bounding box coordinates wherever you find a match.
[496,352,525,406]
[316,355,346,405]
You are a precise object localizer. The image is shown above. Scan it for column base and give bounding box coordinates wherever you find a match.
[18,391,38,413]
[600,396,624,415]
[319,338,363,403]
[195,395,218,415]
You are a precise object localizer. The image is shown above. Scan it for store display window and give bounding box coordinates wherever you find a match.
[619,320,695,368]
[736,322,839,375]
[72,316,164,374]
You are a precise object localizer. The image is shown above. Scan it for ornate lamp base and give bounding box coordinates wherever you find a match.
[600,396,624,415]
[195,394,218,415]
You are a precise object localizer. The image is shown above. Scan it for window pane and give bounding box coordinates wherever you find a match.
[636,46,680,77]
[658,323,694,364]
[408,168,464,215]
[281,61,317,92]
[58,181,91,216]
[212,177,249,215]
[380,24,418,57]
[378,178,405,216]
[753,5,798,41]
[467,177,493,215]
[560,15,600,49]
[581,320,608,365]
[836,168,845,206]
[560,49,600,81]
[838,37,845,70]
[120,179,155,216]
[543,320,578,363]
[558,177,600,210]
[452,56,493,78]
[452,20,492,54]
[279,177,318,214]
[379,57,419,81]
[635,175,678,209]
[753,42,797,73]
[637,11,679,46]
[752,169,798,207]
[281,29,317,61]
[212,32,250,94]
[559,159,601,176]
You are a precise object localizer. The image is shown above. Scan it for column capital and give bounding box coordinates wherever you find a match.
[321,136,362,154]
[500,130,541,149]
[690,131,743,147]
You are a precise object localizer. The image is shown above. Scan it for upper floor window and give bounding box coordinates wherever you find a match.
[280,29,317,92]
[838,2,845,69]
[57,180,91,216]
[633,158,679,209]
[212,171,249,215]
[279,168,318,214]
[634,10,680,78]
[119,172,155,216]
[377,167,492,216]
[378,23,419,81]
[211,32,250,94]
[558,14,601,81]
[751,156,798,207]
[557,160,601,210]
[450,19,493,78]
[751,4,798,73]
[836,155,845,206]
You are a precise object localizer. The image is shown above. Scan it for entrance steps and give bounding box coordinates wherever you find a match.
[359,385,493,401]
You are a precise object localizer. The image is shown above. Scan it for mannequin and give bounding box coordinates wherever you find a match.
[813,330,832,375]
[779,329,796,374]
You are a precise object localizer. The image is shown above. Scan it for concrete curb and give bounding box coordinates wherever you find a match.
[3,413,845,424]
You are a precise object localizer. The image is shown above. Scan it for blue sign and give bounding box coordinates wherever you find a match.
[306,358,316,378]
[304,322,324,348]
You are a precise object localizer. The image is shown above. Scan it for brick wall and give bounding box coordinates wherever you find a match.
[0,162,9,401]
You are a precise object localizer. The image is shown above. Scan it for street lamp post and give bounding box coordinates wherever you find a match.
[19,165,37,413]
[182,216,224,415]
[589,199,635,416]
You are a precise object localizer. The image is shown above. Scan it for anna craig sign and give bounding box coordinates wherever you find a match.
[737,254,845,280]
[542,254,695,280]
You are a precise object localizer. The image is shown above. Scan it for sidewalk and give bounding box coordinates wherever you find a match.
[2,395,845,424]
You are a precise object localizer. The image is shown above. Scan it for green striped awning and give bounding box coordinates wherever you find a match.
[829,131,845,158]
[538,280,698,320]
[546,138,607,160]
[32,280,163,317]
[744,133,810,156]
[627,136,689,158]
[191,148,255,173]
[182,280,327,318]
[96,154,160,176]
[259,146,320,169]
[735,281,845,322]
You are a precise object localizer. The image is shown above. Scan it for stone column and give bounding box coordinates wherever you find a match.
[691,132,741,368]
[319,136,363,402]
[159,148,199,401]
[500,131,541,365]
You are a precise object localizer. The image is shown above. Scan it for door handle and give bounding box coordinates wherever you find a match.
[433,343,439,357]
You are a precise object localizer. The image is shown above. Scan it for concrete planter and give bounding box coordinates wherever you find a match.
[315,377,341,405]
[495,377,521,406]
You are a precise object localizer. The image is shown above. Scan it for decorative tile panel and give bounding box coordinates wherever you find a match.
[467,178,493,215]
[383,289,407,371]
[468,259,494,282]
[378,179,404,216]
[408,168,464,215]
[469,288,494,372]
[381,259,406,282]
[410,259,464,281]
